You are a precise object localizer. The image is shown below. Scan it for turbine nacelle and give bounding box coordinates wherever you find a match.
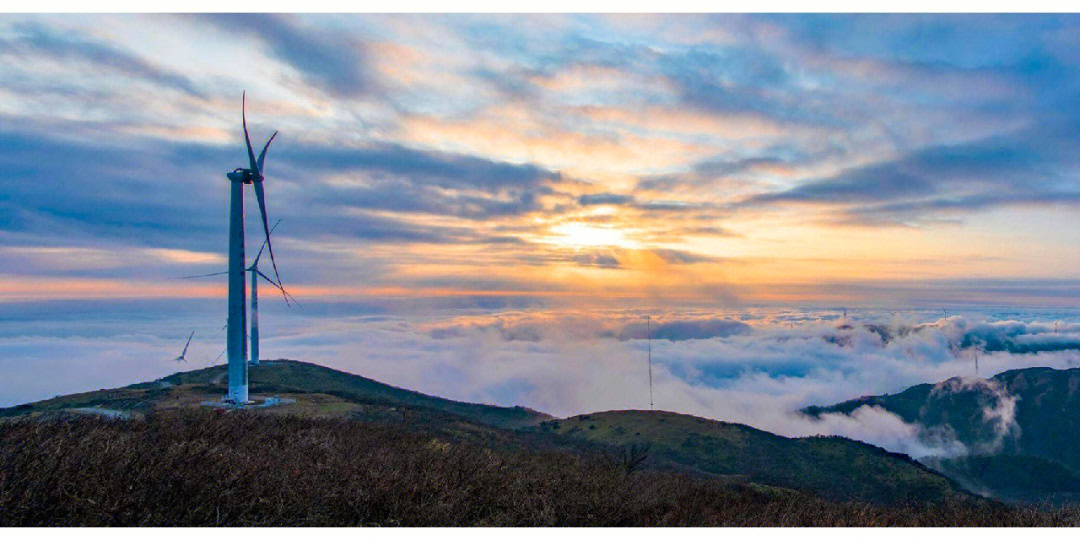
[227,168,261,184]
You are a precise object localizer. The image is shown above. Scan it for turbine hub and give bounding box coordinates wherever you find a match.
[227,168,259,184]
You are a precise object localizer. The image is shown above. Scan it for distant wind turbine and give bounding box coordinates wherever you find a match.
[838,307,852,329]
[972,342,984,377]
[180,219,296,368]
[173,331,195,363]
[248,226,300,366]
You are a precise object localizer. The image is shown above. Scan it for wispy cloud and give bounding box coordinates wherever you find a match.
[4,14,1080,304]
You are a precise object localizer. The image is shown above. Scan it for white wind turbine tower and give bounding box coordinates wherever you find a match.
[221,92,288,404]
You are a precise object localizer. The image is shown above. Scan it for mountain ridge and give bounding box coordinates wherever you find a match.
[807,365,1080,503]
[1,358,967,504]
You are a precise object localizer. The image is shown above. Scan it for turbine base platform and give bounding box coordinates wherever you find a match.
[200,395,296,410]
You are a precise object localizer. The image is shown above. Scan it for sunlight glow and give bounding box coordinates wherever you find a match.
[545,223,639,249]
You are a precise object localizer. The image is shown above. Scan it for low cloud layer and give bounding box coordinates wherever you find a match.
[5,301,1078,462]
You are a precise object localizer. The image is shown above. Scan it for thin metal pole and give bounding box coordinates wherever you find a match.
[647,315,653,410]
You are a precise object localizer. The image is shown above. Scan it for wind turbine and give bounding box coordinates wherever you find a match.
[248,224,300,367]
[971,341,984,377]
[220,92,286,404]
[173,331,195,363]
[181,220,295,368]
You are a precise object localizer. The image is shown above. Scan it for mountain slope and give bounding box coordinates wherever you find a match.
[924,454,1080,504]
[531,410,964,503]
[806,366,1080,503]
[3,360,966,504]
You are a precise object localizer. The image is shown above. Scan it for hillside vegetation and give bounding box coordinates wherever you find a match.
[12,360,1080,523]
[4,410,1080,526]
[1,360,971,503]
[532,411,960,503]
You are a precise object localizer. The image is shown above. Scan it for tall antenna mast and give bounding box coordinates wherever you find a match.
[647,315,653,411]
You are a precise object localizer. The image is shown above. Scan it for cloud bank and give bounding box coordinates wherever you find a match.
[5,302,1078,461]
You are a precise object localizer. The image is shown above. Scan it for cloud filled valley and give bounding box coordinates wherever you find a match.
[5,300,1079,461]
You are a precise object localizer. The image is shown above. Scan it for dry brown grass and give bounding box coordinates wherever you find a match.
[2,410,1079,526]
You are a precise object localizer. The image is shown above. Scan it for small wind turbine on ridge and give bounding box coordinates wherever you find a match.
[173,331,195,363]
[971,341,984,377]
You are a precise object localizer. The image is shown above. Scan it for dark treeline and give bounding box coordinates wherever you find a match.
[2,410,1080,526]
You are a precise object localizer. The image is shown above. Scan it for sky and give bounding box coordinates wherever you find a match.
[5,14,1080,306]
[6,14,1080,454]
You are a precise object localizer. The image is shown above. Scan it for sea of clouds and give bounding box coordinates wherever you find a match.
[3,299,1079,459]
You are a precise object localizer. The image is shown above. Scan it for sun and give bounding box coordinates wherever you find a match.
[545,222,638,249]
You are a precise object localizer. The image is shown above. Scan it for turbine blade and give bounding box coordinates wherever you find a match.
[252,218,281,268]
[178,271,229,279]
[181,330,194,356]
[252,243,266,268]
[255,269,281,288]
[252,180,288,306]
[211,347,226,366]
[256,269,301,308]
[257,131,278,173]
[242,91,258,172]
[283,289,302,309]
